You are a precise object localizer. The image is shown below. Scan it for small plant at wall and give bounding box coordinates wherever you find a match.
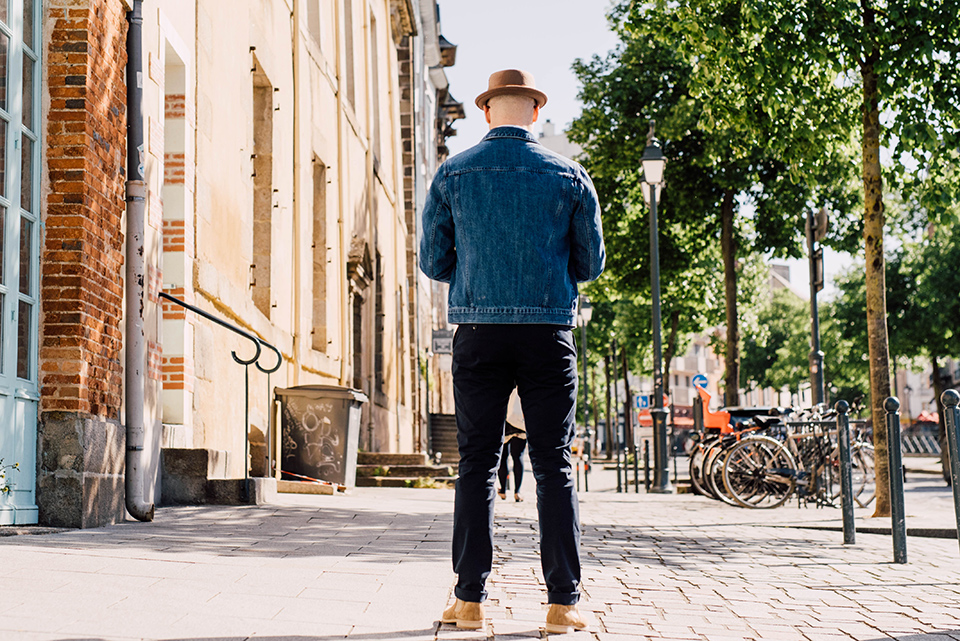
[0,459,19,494]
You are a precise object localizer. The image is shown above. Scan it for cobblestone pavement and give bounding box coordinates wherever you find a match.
[0,466,958,641]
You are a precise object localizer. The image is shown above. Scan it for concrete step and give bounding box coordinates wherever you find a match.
[357,452,429,466]
[356,464,455,478]
[355,476,457,488]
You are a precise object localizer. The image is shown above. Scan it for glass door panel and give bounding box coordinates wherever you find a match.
[0,0,39,525]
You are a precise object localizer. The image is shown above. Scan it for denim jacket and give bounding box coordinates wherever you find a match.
[419,126,605,326]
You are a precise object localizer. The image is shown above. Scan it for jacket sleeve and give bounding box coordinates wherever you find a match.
[419,166,457,283]
[570,169,605,283]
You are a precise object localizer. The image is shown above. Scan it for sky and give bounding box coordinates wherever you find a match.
[437,1,852,297]
[438,0,620,156]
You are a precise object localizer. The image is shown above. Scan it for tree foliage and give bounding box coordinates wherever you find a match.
[570,5,857,405]
[626,0,960,516]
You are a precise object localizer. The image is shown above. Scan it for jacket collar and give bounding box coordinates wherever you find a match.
[482,126,540,144]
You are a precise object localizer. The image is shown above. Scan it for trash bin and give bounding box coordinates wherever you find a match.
[275,385,369,488]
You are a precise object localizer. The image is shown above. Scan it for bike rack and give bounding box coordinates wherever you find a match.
[159,292,283,501]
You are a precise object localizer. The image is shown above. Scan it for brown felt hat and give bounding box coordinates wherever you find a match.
[475,69,548,110]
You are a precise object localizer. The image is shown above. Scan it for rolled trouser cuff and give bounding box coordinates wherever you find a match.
[547,591,580,605]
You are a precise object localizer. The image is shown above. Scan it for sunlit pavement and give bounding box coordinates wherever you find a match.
[0,459,958,641]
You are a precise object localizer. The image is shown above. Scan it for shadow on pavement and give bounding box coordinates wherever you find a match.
[47,632,441,641]
[5,503,452,562]
[875,633,960,640]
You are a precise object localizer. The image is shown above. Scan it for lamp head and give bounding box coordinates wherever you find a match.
[580,298,593,324]
[640,120,666,185]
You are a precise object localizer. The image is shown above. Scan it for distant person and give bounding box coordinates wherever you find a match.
[420,69,605,634]
[499,388,527,502]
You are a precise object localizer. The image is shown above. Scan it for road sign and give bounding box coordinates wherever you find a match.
[635,395,650,409]
[692,373,708,389]
[432,329,454,354]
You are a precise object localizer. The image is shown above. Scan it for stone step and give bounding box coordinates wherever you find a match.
[356,464,455,478]
[355,476,457,488]
[357,452,429,466]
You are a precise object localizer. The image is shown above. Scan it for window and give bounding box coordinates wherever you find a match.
[311,160,327,351]
[352,293,364,390]
[343,0,355,106]
[374,252,384,393]
[370,13,380,162]
[0,0,40,384]
[306,0,322,45]
[251,58,274,317]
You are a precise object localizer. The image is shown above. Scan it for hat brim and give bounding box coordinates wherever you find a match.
[475,86,548,109]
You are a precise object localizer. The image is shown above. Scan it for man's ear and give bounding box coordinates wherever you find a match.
[484,105,492,125]
[532,103,540,124]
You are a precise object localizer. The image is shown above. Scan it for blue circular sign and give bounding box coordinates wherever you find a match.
[692,374,708,389]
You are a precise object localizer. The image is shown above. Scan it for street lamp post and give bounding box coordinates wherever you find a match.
[579,296,593,491]
[640,121,672,494]
[806,208,827,406]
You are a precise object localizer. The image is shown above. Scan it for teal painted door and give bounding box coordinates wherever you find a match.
[0,0,39,525]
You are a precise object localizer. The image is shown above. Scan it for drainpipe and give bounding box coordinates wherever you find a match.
[124,0,155,522]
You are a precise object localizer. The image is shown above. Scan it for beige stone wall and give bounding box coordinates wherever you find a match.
[137,0,421,486]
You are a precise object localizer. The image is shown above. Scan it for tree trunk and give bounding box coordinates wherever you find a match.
[621,347,634,453]
[861,10,892,517]
[931,356,950,485]
[604,351,614,460]
[720,188,740,406]
[663,309,681,400]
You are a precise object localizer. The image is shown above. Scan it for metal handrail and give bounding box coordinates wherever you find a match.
[158,292,262,366]
[159,291,284,499]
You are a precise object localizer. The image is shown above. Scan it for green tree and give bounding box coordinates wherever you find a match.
[571,9,851,406]
[741,288,810,396]
[631,0,960,516]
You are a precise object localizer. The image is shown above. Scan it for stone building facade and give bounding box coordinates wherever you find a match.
[0,0,458,528]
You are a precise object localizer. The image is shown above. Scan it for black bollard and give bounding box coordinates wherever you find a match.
[634,442,640,493]
[643,439,651,491]
[885,397,907,563]
[615,424,623,494]
[835,400,856,544]
[941,390,960,555]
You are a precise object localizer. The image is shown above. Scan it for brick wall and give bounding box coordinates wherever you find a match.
[38,0,130,528]
[43,0,128,419]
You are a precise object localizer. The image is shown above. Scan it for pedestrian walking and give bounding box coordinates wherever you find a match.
[419,69,605,634]
[499,388,528,502]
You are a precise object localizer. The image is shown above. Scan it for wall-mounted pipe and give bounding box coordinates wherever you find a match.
[124,0,155,523]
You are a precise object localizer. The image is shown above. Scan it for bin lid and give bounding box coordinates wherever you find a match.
[274,384,369,403]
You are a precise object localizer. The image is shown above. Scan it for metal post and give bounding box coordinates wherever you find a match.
[940,390,960,555]
[575,458,581,492]
[643,439,650,491]
[885,397,907,563]
[633,439,640,493]
[835,400,856,544]
[649,185,671,493]
[807,209,825,406]
[581,318,590,492]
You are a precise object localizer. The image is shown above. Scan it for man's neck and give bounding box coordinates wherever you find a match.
[488,121,533,132]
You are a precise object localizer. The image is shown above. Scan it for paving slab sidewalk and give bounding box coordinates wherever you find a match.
[0,473,957,641]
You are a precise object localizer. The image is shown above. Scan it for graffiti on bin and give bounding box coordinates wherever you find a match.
[282,401,343,473]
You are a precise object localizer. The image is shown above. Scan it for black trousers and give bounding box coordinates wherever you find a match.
[451,324,581,605]
[498,435,526,493]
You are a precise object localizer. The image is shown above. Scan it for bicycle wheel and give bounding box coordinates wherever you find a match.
[828,441,876,508]
[705,441,740,506]
[851,442,876,507]
[689,435,719,497]
[722,436,797,509]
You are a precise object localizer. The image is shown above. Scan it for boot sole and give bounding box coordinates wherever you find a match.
[456,619,483,630]
[545,623,586,634]
[440,617,483,630]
